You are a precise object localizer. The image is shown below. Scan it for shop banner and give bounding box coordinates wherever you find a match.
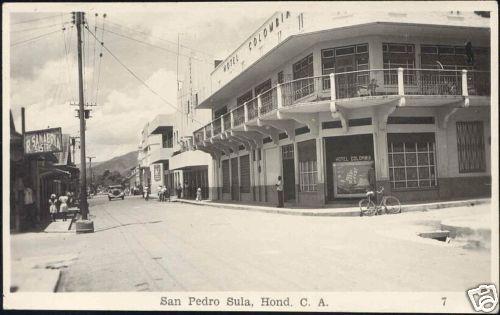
[24,127,63,155]
[333,161,373,198]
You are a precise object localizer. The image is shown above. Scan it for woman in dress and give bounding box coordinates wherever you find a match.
[49,194,58,222]
[58,192,70,221]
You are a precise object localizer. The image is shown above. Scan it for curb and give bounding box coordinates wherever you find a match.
[173,198,490,217]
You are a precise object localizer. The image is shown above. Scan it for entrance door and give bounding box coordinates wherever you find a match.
[282,144,296,201]
[230,158,239,201]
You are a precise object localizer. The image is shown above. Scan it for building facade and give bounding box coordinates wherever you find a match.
[137,114,175,190]
[165,54,215,199]
[194,11,491,207]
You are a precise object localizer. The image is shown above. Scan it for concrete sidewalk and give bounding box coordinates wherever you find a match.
[173,197,491,217]
[44,220,73,233]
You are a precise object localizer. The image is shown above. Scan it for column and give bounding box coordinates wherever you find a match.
[316,137,325,205]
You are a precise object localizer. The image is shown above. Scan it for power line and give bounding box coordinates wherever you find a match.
[85,26,204,126]
[11,29,61,47]
[105,18,215,59]
[95,14,106,104]
[12,13,65,25]
[11,21,70,33]
[92,24,210,64]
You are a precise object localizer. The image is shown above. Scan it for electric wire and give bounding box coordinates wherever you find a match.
[11,21,70,33]
[91,13,98,104]
[95,14,106,104]
[105,18,215,59]
[93,25,209,64]
[12,13,65,25]
[85,26,204,126]
[11,29,61,47]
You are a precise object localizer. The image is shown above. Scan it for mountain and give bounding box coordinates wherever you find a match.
[89,151,138,177]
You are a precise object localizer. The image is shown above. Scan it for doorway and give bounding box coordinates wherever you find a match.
[282,144,296,201]
[230,157,239,201]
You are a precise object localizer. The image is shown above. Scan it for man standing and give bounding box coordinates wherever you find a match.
[276,176,284,208]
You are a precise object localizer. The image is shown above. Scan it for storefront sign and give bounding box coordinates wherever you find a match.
[335,155,372,163]
[333,161,373,198]
[154,164,161,181]
[24,127,63,155]
[247,11,291,52]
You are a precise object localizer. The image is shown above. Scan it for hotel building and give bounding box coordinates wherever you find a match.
[194,10,492,207]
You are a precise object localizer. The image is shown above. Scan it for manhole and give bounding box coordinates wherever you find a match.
[418,230,450,242]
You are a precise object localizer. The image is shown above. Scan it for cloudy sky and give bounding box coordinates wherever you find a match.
[6,2,298,163]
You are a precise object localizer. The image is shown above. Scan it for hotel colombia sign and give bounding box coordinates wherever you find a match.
[23,127,63,155]
[222,11,292,73]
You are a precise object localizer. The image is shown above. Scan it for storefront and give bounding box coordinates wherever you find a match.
[324,134,374,201]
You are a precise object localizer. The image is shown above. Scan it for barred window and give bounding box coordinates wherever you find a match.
[298,140,317,191]
[222,159,230,193]
[239,155,251,193]
[456,121,486,173]
[388,133,438,189]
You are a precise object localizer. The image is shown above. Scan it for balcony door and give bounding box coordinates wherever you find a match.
[282,144,296,202]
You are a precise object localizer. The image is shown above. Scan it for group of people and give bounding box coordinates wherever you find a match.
[48,191,75,222]
[141,183,203,201]
[157,185,170,202]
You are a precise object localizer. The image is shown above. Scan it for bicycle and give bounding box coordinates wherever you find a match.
[359,186,401,216]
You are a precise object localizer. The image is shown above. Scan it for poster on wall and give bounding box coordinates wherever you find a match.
[153,164,161,181]
[333,161,373,198]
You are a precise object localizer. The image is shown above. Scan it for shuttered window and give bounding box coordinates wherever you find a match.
[222,159,230,193]
[456,121,486,173]
[239,155,250,193]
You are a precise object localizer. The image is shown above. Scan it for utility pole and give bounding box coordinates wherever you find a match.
[76,11,89,220]
[87,156,95,196]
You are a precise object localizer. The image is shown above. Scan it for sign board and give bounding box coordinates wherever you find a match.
[153,164,162,181]
[24,127,63,155]
[333,161,373,198]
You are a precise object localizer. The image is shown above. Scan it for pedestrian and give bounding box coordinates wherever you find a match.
[368,163,377,202]
[157,185,163,202]
[275,176,284,208]
[49,194,58,222]
[176,183,182,199]
[58,192,69,222]
[162,186,168,202]
[196,187,202,201]
[145,186,150,201]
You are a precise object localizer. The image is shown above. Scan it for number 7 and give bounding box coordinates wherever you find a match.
[442,297,447,306]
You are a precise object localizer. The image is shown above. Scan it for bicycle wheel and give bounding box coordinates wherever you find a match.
[359,199,376,216]
[384,196,401,214]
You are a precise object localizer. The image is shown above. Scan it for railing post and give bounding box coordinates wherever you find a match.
[244,102,248,123]
[230,111,234,129]
[257,94,262,117]
[462,69,468,96]
[221,116,225,133]
[330,73,336,101]
[210,122,214,136]
[203,126,207,140]
[277,84,283,109]
[398,67,405,96]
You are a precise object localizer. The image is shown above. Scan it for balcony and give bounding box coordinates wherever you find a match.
[148,114,174,136]
[149,147,174,164]
[194,68,490,148]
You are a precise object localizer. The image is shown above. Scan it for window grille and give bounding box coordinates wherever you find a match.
[299,160,318,192]
[388,133,438,189]
[383,43,416,85]
[456,121,486,173]
[222,159,230,193]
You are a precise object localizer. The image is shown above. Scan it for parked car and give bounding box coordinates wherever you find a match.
[108,185,125,201]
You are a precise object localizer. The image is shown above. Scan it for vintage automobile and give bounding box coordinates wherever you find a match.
[108,185,125,201]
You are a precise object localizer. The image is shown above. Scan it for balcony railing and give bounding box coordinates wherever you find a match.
[194,68,490,146]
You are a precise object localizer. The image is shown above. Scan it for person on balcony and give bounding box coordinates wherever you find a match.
[276,176,284,208]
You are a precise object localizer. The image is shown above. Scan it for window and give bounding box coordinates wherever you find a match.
[293,54,314,100]
[298,140,317,191]
[222,160,230,193]
[237,90,253,106]
[239,155,250,193]
[383,43,416,84]
[321,44,369,91]
[278,71,284,84]
[456,121,486,173]
[254,79,271,96]
[388,133,438,189]
[420,44,490,71]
